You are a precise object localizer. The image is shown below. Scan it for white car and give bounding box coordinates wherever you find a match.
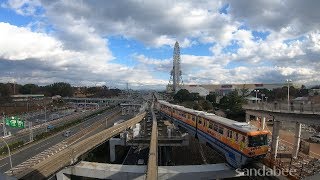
[309,135,320,143]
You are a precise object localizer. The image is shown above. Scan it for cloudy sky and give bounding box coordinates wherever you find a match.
[0,0,319,89]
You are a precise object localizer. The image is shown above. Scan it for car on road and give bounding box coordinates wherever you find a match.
[47,125,54,130]
[63,130,71,137]
[309,134,320,143]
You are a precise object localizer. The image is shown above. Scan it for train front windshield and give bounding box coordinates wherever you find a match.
[248,134,268,147]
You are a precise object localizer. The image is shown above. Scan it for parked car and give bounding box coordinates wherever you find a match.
[309,134,320,143]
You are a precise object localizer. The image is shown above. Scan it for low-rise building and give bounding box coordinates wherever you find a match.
[181,83,293,96]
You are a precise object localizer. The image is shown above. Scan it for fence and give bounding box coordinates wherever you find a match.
[243,102,320,114]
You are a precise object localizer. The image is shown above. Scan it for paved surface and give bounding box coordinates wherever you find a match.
[16,112,146,179]
[0,107,119,173]
[0,109,75,136]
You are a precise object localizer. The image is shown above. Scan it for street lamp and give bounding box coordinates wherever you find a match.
[1,137,13,169]
[261,94,265,102]
[254,90,259,104]
[286,79,292,111]
[265,97,268,103]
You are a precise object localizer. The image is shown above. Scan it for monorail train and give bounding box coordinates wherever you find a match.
[156,100,269,168]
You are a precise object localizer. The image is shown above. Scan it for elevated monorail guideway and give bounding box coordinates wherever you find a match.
[15,112,146,179]
[146,102,158,180]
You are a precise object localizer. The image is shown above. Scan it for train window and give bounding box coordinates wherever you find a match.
[208,122,213,129]
[242,136,246,143]
[227,130,232,138]
[192,116,196,121]
[213,124,218,131]
[218,127,224,134]
[235,133,239,141]
[248,134,268,147]
[203,119,206,127]
[198,118,202,125]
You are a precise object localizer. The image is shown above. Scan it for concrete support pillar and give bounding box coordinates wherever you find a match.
[261,117,266,130]
[271,120,281,159]
[56,172,71,180]
[245,113,250,122]
[109,138,125,162]
[292,122,302,159]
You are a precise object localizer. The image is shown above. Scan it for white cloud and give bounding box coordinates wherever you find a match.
[1,0,41,16]
[227,0,320,35]
[0,22,167,88]
[1,0,320,88]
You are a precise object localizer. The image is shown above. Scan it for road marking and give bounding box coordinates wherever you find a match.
[0,162,8,167]
[35,141,51,150]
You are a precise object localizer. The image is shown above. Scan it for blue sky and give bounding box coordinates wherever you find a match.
[0,0,319,89]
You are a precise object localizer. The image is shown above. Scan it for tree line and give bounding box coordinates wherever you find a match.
[0,82,122,102]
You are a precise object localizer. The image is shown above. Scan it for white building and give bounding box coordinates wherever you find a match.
[183,85,209,97]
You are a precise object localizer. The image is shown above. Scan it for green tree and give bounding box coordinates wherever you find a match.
[0,83,10,102]
[48,82,73,97]
[19,84,39,94]
[206,93,217,105]
[297,85,309,97]
[173,89,191,102]
[201,100,213,111]
[193,102,203,110]
[219,91,245,114]
[239,84,250,97]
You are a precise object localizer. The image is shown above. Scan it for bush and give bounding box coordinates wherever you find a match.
[0,140,24,155]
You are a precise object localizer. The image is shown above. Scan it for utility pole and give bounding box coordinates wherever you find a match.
[44,106,47,122]
[29,121,33,142]
[254,90,259,104]
[2,113,7,137]
[286,79,292,111]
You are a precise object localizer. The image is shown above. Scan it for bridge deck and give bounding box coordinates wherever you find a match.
[56,161,239,180]
[14,112,146,179]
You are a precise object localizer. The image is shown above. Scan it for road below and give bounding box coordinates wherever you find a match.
[0,107,120,173]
